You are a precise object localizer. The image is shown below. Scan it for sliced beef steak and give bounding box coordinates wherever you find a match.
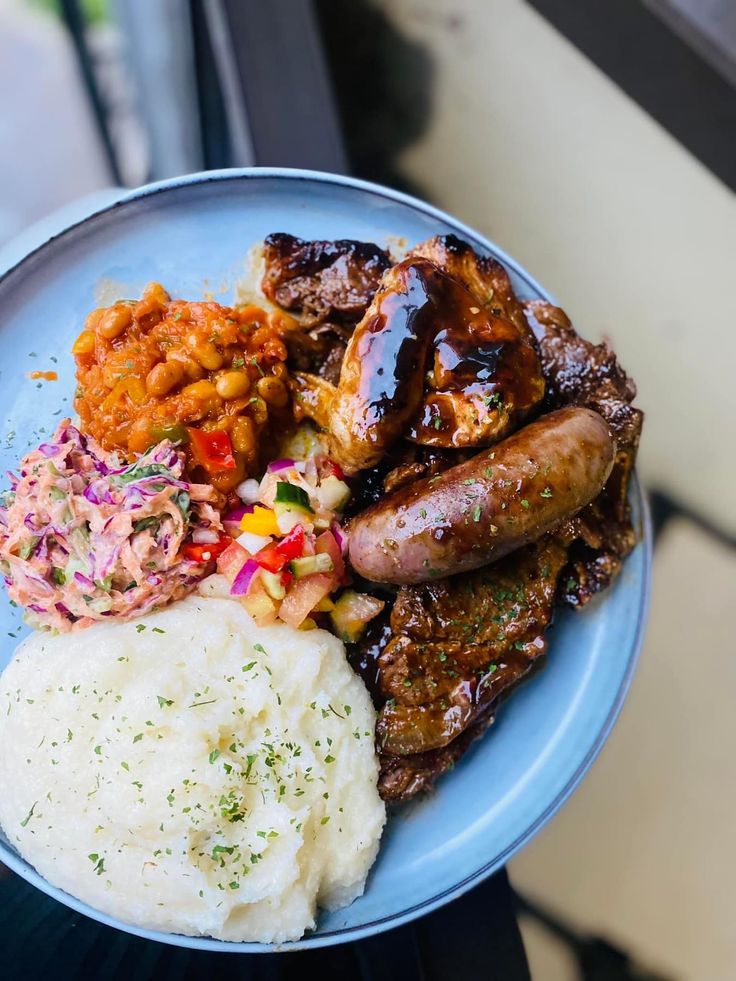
[371,536,568,785]
[378,709,495,802]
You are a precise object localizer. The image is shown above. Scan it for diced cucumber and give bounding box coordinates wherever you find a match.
[316,475,351,512]
[274,482,313,511]
[274,502,312,534]
[329,589,385,643]
[288,553,334,579]
[261,569,286,601]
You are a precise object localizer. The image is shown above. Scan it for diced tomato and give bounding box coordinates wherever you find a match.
[253,524,306,573]
[216,539,249,582]
[315,530,345,582]
[319,456,345,480]
[275,524,305,561]
[278,573,335,628]
[254,545,287,574]
[187,428,236,472]
[182,535,232,564]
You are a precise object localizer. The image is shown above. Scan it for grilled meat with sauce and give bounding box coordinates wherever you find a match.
[408,234,535,343]
[268,232,642,801]
[292,257,545,472]
[525,300,643,607]
[348,407,614,585]
[374,536,568,760]
[262,233,391,328]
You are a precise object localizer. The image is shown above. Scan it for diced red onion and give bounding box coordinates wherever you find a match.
[331,522,347,555]
[230,558,260,596]
[223,504,250,535]
[236,479,261,504]
[224,505,249,522]
[38,443,59,457]
[267,458,295,473]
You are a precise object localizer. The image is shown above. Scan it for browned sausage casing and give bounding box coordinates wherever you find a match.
[347,407,615,584]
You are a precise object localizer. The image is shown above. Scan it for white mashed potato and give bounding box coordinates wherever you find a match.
[0,581,385,942]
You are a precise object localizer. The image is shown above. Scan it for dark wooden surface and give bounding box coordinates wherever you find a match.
[0,865,529,981]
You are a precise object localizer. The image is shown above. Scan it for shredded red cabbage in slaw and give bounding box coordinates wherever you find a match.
[0,421,222,631]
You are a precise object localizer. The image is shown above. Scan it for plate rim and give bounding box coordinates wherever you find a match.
[0,167,652,952]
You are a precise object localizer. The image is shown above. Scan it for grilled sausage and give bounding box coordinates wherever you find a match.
[347,406,615,584]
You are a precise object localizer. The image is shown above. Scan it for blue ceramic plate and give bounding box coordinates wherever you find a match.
[0,169,650,951]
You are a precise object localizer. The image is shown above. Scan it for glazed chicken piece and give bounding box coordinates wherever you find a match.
[408,233,535,344]
[292,256,545,473]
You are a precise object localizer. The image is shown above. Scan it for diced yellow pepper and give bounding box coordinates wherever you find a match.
[101,376,147,411]
[298,617,318,631]
[312,597,335,613]
[239,505,280,537]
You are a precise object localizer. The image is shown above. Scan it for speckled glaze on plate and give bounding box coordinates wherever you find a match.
[0,169,651,952]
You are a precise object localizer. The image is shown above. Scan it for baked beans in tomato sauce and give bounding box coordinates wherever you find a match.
[73,283,296,492]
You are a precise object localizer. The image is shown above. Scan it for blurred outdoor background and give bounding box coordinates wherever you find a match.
[0,0,734,978]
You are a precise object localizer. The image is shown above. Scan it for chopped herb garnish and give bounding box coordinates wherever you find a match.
[20,802,37,827]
